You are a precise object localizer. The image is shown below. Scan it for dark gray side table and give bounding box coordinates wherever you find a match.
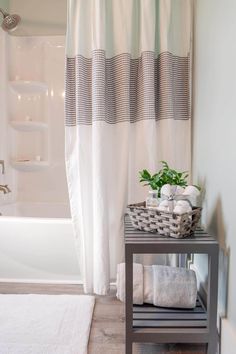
[125,216,219,354]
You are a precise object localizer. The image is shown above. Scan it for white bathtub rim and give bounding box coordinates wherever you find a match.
[0,279,116,286]
[0,278,82,285]
[0,201,71,219]
[0,216,72,224]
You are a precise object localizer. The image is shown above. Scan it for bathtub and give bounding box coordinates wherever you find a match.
[0,202,81,283]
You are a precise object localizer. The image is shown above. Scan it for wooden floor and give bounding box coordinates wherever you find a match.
[0,283,206,354]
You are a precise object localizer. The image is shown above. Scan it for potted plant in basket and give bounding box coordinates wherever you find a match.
[139,161,200,209]
[139,161,190,198]
[126,161,202,238]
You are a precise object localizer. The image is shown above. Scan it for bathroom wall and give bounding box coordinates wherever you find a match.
[193,0,236,352]
[9,0,67,36]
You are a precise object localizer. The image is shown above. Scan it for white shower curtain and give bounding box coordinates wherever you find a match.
[65,0,193,295]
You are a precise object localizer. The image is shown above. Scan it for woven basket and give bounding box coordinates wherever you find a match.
[127,202,202,238]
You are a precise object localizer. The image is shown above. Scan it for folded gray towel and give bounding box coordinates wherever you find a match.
[116,263,197,309]
[152,265,197,308]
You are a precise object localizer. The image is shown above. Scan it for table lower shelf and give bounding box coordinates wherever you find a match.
[133,295,207,329]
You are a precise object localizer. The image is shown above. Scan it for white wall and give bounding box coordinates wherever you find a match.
[193,0,236,352]
[9,0,67,36]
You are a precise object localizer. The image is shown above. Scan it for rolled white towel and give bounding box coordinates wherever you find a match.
[173,200,192,214]
[160,184,172,197]
[152,265,197,308]
[116,263,143,304]
[158,200,177,212]
[183,185,200,197]
[158,207,169,212]
[177,200,192,208]
[161,184,185,198]
[159,200,169,208]
[157,200,169,212]
[175,185,185,195]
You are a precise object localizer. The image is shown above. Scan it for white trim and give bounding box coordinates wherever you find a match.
[221,318,236,354]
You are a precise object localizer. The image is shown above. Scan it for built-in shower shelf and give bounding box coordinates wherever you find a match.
[10,120,48,132]
[11,160,49,171]
[9,80,48,94]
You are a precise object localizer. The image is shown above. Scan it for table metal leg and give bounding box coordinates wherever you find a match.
[207,246,219,354]
[207,336,218,354]
[179,253,187,267]
[125,245,133,354]
[126,340,133,354]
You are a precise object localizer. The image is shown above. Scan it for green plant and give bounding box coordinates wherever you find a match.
[139,161,189,197]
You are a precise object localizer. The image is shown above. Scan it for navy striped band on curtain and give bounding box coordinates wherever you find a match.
[65,50,191,126]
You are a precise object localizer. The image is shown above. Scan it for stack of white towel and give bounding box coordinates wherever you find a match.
[158,184,200,214]
[116,263,197,308]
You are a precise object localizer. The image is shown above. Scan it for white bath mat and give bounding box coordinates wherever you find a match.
[0,294,95,354]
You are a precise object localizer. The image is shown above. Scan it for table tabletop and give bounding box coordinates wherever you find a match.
[124,215,218,246]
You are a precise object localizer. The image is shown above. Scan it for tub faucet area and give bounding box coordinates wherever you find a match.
[0,161,11,193]
[0,160,5,174]
[0,185,11,194]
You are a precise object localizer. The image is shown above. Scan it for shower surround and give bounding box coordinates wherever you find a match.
[0,30,80,283]
[8,35,69,203]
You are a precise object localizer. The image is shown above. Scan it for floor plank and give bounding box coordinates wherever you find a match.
[0,283,206,354]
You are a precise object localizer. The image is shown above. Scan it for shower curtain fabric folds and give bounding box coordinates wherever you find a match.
[65,0,193,295]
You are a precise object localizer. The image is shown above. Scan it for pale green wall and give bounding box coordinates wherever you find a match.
[193,0,236,352]
[0,0,9,11]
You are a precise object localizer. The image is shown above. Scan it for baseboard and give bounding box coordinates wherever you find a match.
[220,318,236,354]
[0,278,82,285]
